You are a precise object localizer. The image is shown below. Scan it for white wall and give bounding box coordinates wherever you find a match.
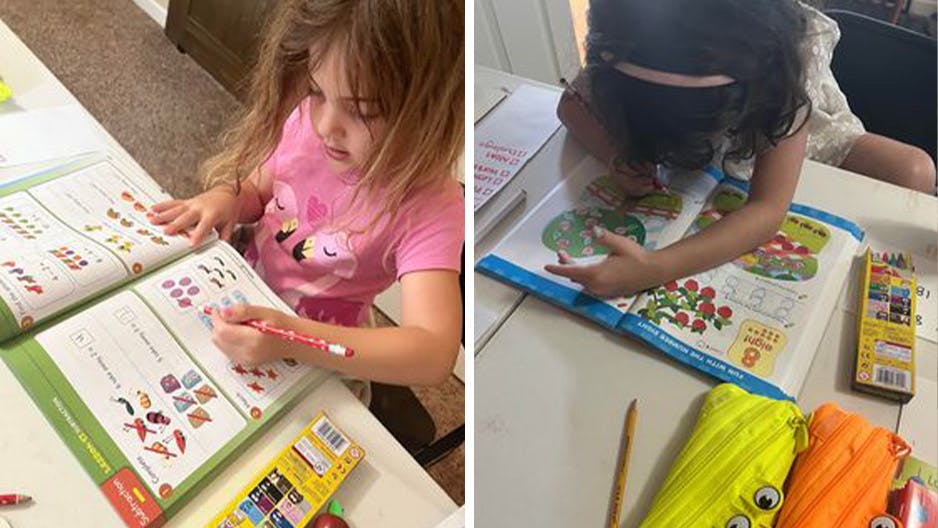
[132,0,168,27]
[474,0,580,85]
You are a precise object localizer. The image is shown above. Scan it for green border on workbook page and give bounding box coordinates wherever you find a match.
[0,273,328,527]
[0,154,215,344]
[0,156,101,341]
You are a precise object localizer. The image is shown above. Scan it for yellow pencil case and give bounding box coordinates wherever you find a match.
[639,383,808,528]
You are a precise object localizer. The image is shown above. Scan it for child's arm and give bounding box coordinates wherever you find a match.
[150,167,273,246]
[209,270,462,386]
[546,127,808,297]
[558,71,657,195]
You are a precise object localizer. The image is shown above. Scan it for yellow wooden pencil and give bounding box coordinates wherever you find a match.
[608,398,638,528]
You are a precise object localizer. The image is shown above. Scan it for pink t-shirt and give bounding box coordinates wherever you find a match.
[244,100,464,327]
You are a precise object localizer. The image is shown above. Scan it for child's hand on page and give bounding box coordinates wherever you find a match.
[610,159,657,197]
[544,226,661,297]
[149,185,239,247]
[208,304,288,366]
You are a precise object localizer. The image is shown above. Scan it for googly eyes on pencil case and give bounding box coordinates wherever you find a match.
[639,383,808,528]
[775,402,910,528]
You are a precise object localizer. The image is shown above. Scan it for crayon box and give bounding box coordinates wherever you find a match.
[853,248,916,402]
[211,411,365,528]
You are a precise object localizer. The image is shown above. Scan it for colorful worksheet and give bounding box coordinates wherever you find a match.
[478,157,864,400]
[0,157,330,528]
[0,155,202,341]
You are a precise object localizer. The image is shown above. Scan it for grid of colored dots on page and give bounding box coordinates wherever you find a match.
[0,207,45,239]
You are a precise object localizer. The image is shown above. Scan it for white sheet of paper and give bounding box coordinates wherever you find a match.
[849,241,938,343]
[474,86,507,123]
[0,105,105,167]
[474,85,561,212]
[899,375,938,466]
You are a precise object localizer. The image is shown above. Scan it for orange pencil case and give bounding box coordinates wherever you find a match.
[776,402,910,528]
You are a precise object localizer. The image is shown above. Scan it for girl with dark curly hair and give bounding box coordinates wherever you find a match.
[546,0,934,298]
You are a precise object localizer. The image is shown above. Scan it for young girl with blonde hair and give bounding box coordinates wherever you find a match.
[151,0,464,387]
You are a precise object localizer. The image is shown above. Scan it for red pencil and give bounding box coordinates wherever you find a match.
[0,494,31,506]
[201,305,354,358]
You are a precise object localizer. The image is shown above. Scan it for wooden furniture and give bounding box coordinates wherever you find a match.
[165,0,277,98]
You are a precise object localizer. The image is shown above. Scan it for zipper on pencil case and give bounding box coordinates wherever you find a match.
[779,411,858,518]
[642,404,796,526]
[785,426,883,527]
[679,417,799,527]
[643,396,765,517]
[661,392,762,482]
[829,435,909,527]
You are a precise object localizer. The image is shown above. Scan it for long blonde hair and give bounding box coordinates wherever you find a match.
[202,0,464,230]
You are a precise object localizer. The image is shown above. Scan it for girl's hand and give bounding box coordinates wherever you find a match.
[610,159,657,197]
[150,186,240,246]
[544,226,661,297]
[209,304,289,366]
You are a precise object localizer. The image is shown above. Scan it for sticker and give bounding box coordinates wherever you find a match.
[187,407,212,428]
[193,384,218,404]
[172,392,196,413]
[181,369,203,389]
[160,374,181,393]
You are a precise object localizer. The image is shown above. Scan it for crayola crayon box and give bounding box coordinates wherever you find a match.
[853,248,916,402]
[210,412,364,528]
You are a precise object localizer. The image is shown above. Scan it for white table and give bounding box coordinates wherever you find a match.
[474,65,938,527]
[0,19,456,527]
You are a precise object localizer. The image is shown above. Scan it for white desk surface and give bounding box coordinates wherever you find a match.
[0,18,456,527]
[474,66,938,527]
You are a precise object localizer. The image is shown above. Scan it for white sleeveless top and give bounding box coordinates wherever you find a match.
[721,3,865,179]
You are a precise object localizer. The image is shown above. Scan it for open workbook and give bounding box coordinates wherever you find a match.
[0,154,328,527]
[477,157,866,401]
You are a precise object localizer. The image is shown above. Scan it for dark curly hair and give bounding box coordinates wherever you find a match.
[585,0,812,174]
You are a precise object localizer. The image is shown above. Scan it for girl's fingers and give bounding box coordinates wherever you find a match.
[219,221,235,242]
[149,204,187,225]
[544,263,594,282]
[150,199,184,213]
[187,216,216,247]
[164,210,200,235]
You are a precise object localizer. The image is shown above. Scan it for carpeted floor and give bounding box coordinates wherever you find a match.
[0,0,463,506]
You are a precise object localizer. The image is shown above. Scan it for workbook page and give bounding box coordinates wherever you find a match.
[130,242,312,419]
[478,156,720,326]
[622,181,864,399]
[0,156,201,341]
[34,290,247,500]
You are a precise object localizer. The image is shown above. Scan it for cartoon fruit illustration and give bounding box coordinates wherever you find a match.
[542,206,645,258]
[638,278,734,335]
[694,186,827,282]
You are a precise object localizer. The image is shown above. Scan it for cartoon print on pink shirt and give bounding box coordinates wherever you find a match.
[270,182,300,243]
[305,195,328,225]
[279,230,358,307]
